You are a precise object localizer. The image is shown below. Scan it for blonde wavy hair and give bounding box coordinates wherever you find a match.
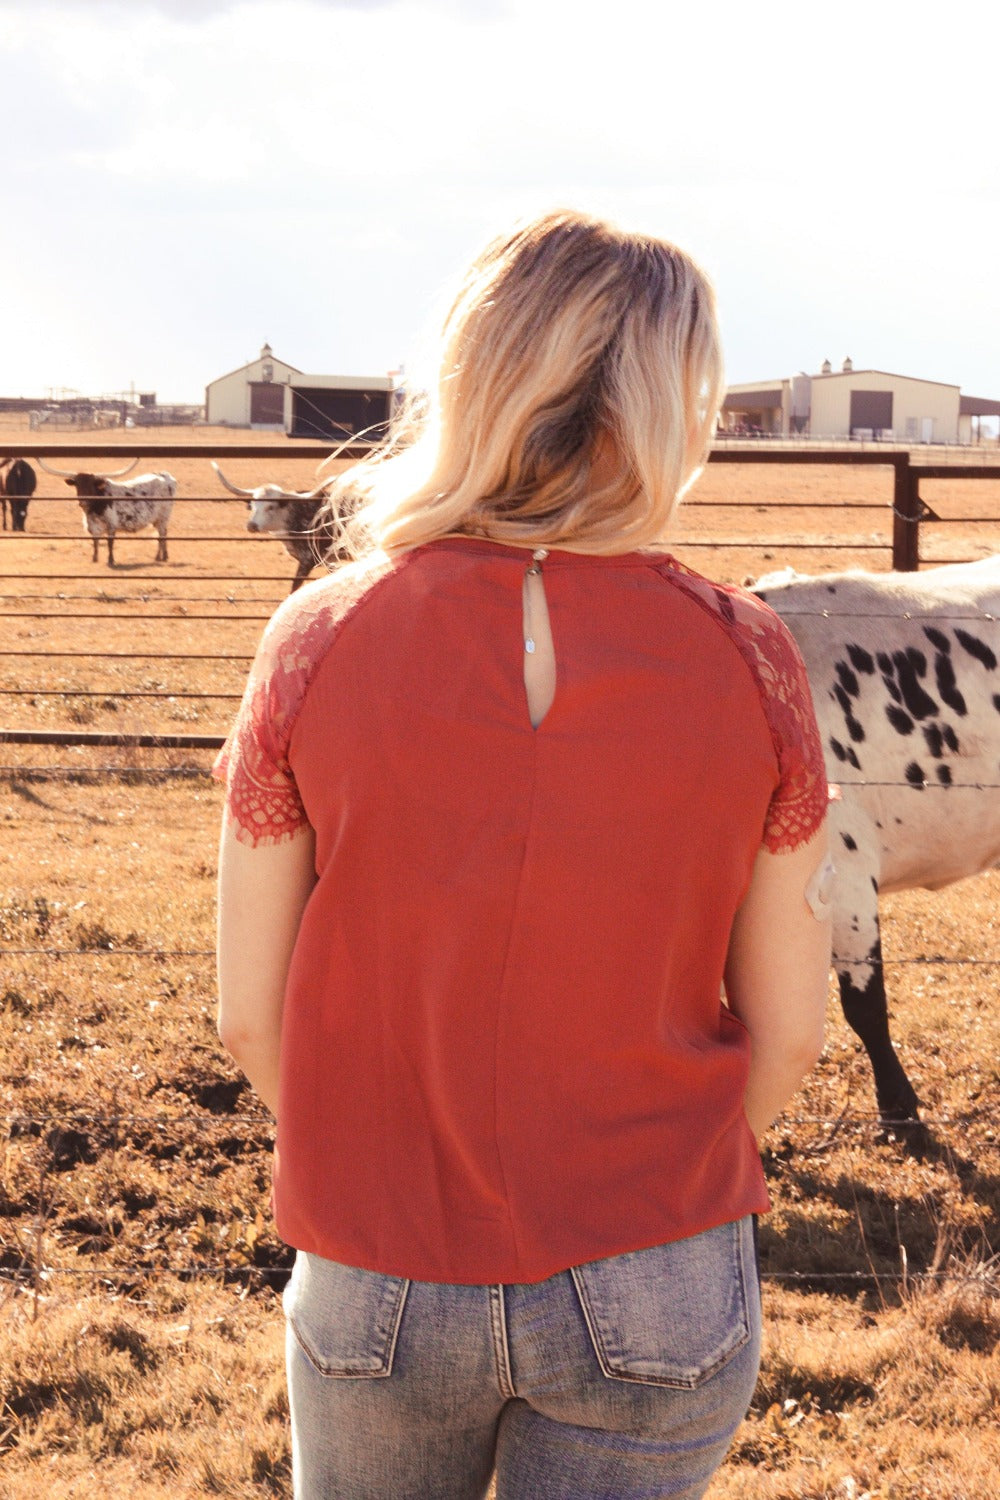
[327,210,724,559]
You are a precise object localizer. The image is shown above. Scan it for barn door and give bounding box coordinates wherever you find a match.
[250,382,285,425]
[849,390,893,437]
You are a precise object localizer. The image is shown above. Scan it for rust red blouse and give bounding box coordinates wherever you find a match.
[216,539,827,1284]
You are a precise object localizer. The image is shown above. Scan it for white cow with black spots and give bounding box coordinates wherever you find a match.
[752,556,1000,1123]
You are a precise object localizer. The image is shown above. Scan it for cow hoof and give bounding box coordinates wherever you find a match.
[876,1081,928,1152]
[877,1090,921,1127]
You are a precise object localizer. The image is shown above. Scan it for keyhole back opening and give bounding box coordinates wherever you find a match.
[522,552,556,729]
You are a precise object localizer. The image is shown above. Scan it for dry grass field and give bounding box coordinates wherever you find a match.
[1,423,999,1497]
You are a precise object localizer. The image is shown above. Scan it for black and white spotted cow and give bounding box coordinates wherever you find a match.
[753,557,1000,1123]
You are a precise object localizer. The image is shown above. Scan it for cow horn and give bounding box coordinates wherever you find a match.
[37,455,139,480]
[211,461,255,498]
[95,458,140,479]
[36,455,79,478]
[304,479,338,500]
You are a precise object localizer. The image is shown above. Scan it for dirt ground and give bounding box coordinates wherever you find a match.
[1,425,999,1497]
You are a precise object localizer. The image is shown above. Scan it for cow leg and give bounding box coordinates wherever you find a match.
[12,501,27,531]
[1,499,6,530]
[836,932,921,1123]
[92,536,99,563]
[156,525,167,562]
[106,535,115,567]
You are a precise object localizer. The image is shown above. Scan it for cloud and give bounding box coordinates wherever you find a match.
[2,0,999,401]
[0,0,439,15]
[0,0,239,13]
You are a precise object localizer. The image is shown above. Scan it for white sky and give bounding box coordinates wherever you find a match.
[2,0,999,404]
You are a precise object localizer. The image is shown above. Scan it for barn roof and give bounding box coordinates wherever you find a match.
[722,388,783,410]
[813,368,960,391]
[206,350,302,388]
[959,394,1000,417]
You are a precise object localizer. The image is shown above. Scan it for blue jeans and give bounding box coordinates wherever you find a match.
[284,1216,761,1499]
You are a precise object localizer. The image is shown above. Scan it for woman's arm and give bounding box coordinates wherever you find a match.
[724,824,832,1140]
[216,817,317,1115]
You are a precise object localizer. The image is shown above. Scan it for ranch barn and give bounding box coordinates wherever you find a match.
[204,342,301,428]
[204,345,396,442]
[722,358,1000,443]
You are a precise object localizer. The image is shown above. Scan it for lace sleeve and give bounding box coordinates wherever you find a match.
[213,603,314,846]
[213,558,398,846]
[728,596,829,853]
[661,566,829,854]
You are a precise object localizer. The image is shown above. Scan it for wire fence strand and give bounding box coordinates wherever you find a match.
[0,1109,979,1130]
[1,1264,992,1289]
[1,1106,991,1295]
[1,946,993,966]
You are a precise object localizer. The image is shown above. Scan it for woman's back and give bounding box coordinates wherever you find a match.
[216,210,831,1500]
[221,538,825,1283]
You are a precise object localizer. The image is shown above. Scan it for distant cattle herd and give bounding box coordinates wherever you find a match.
[0,455,348,589]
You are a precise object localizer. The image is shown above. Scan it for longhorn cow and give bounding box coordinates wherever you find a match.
[37,457,176,566]
[211,462,351,592]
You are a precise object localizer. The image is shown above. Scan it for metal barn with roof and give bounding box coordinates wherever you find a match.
[722,359,1000,443]
[205,343,301,428]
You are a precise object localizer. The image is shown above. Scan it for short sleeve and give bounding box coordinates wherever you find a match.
[213,557,396,846]
[660,565,829,855]
[748,611,829,854]
[213,603,314,846]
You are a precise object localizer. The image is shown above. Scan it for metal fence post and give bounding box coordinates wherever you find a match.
[891,455,920,571]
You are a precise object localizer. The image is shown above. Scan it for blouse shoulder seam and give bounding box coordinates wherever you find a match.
[651,562,784,761]
[282,555,413,738]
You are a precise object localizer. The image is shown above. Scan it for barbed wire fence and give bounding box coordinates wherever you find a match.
[3,764,997,1305]
[3,449,1000,1311]
[2,1093,996,1308]
[1,1103,996,1289]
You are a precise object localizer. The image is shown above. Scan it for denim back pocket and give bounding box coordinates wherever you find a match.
[284,1251,410,1379]
[570,1217,756,1390]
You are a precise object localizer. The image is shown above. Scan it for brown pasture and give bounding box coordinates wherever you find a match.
[1,426,999,1498]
